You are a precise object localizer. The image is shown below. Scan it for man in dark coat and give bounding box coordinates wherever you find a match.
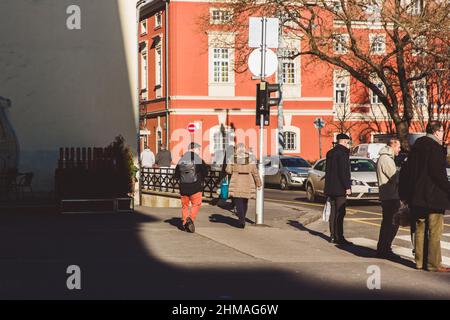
[324,133,353,245]
[175,142,208,233]
[400,121,450,272]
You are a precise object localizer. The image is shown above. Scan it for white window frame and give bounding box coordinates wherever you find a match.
[413,79,427,106]
[365,0,383,22]
[155,12,162,29]
[370,81,384,105]
[278,37,301,98]
[333,34,349,54]
[405,0,423,15]
[141,49,148,91]
[155,43,163,94]
[210,8,232,25]
[212,48,231,83]
[282,125,301,154]
[140,20,147,35]
[412,35,427,56]
[369,33,386,55]
[334,71,350,105]
[208,32,235,97]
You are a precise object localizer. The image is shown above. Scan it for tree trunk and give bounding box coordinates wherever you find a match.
[395,120,410,152]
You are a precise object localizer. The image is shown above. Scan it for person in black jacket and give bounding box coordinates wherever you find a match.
[175,142,208,233]
[400,121,450,272]
[324,133,353,245]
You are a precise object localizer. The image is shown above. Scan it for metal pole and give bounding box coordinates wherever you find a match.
[165,0,170,147]
[319,127,322,159]
[277,16,284,156]
[256,17,267,225]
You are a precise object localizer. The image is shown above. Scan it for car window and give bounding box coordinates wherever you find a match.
[314,160,325,172]
[350,159,376,172]
[280,158,311,168]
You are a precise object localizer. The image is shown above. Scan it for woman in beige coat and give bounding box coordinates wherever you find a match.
[226,143,262,228]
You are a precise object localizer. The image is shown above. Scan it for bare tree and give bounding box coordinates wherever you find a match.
[202,0,450,150]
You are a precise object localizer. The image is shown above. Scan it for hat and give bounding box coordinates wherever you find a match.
[336,133,351,140]
[189,142,201,149]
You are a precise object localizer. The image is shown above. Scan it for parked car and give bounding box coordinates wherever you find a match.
[305,157,379,202]
[351,143,386,161]
[264,156,312,190]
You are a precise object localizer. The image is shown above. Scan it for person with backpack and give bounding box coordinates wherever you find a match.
[399,121,450,272]
[226,143,262,229]
[175,142,208,233]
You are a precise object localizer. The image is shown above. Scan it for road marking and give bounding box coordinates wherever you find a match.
[347,218,410,232]
[348,237,450,267]
[396,235,450,251]
[347,217,382,221]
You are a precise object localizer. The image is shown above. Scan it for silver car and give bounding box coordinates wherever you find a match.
[264,156,312,190]
[305,157,379,202]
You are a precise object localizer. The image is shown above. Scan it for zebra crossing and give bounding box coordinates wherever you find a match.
[348,232,450,267]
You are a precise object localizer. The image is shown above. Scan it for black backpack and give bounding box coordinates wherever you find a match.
[179,153,197,184]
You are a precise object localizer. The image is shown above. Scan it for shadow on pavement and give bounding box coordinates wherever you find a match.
[287,220,416,269]
[208,213,254,228]
[0,207,435,299]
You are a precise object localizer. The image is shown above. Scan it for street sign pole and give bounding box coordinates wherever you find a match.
[314,118,325,159]
[256,17,267,225]
[319,127,322,159]
[277,15,284,156]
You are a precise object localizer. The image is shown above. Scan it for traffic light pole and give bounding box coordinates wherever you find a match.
[256,17,267,225]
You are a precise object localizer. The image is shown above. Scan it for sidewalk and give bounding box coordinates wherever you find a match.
[0,202,448,299]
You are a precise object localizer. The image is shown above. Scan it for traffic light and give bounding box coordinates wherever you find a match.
[256,82,281,126]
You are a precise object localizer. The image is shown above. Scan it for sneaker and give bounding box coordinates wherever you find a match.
[186,217,195,233]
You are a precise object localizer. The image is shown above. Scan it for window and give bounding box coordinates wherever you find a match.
[335,82,347,104]
[412,35,427,56]
[332,1,344,13]
[370,34,385,54]
[333,34,349,54]
[280,158,311,168]
[155,46,162,88]
[280,49,298,85]
[365,0,383,22]
[413,80,427,105]
[213,48,230,83]
[314,160,326,172]
[283,131,297,151]
[141,51,147,90]
[155,12,162,28]
[371,82,384,104]
[406,0,423,15]
[211,9,232,24]
[140,20,147,35]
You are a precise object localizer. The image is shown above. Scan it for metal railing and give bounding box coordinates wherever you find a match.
[140,167,223,199]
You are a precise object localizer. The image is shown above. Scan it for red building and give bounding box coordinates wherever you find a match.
[138,0,435,164]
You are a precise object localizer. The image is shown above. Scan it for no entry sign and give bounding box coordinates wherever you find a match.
[187,122,198,133]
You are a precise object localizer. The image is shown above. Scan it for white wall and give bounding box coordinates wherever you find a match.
[0,0,139,192]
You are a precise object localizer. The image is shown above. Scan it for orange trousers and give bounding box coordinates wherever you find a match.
[181,192,202,224]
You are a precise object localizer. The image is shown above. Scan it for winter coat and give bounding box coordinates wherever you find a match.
[155,150,172,167]
[324,143,352,197]
[376,146,399,201]
[175,152,209,196]
[226,159,262,199]
[401,135,450,212]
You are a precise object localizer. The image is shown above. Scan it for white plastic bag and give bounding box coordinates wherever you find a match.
[322,198,331,222]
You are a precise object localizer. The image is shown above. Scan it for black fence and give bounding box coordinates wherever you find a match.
[140,168,223,199]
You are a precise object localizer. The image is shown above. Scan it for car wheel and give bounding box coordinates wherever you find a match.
[306,183,316,202]
[280,176,289,190]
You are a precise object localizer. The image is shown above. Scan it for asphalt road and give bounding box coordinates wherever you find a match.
[264,186,450,267]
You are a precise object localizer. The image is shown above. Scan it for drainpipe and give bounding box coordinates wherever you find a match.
[164,0,170,147]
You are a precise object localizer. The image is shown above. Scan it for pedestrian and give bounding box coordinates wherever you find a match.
[226,143,262,228]
[376,138,401,258]
[399,121,450,272]
[155,144,172,191]
[324,133,353,245]
[155,144,172,168]
[174,142,208,233]
[140,145,155,168]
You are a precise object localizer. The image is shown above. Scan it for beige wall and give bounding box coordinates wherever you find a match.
[0,0,139,192]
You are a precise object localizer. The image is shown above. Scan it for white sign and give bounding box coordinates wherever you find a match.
[248,48,278,78]
[248,17,279,49]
